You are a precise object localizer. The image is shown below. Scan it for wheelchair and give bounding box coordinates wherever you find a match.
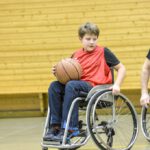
[141,106,150,142]
[41,84,138,150]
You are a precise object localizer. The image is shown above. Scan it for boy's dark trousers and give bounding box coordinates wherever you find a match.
[48,80,92,129]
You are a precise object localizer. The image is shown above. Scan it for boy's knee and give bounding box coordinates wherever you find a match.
[65,80,79,92]
[66,80,76,87]
[48,81,59,92]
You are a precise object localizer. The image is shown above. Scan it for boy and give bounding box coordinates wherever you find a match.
[140,49,150,107]
[43,22,126,141]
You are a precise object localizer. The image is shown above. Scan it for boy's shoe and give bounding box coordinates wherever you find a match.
[43,127,60,141]
[53,128,80,142]
[53,129,64,142]
[67,129,80,139]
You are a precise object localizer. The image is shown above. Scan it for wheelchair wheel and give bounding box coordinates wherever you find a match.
[86,89,138,150]
[141,106,150,141]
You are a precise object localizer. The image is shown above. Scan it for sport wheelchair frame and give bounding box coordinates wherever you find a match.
[41,84,138,150]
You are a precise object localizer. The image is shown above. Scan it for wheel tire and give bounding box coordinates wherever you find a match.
[141,106,150,142]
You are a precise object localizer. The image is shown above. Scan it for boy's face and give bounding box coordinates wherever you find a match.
[80,34,98,52]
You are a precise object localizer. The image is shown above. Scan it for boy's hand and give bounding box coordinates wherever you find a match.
[140,93,150,107]
[51,65,56,76]
[109,84,120,95]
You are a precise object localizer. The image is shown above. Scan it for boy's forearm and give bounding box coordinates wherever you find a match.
[114,66,126,87]
[141,68,150,94]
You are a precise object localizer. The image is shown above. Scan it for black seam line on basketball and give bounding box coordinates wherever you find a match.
[61,62,72,80]
[69,61,80,80]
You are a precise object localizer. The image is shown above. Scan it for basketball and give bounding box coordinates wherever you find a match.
[55,58,82,84]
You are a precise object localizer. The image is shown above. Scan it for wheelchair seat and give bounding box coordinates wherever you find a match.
[79,84,113,108]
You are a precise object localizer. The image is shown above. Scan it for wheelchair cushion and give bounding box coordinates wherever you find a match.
[78,84,113,108]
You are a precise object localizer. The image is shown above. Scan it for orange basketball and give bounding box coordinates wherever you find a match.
[55,58,82,84]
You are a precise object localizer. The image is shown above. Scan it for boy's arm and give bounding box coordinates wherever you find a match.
[112,63,126,94]
[141,58,150,94]
[140,58,150,106]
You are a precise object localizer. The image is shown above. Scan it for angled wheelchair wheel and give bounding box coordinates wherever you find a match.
[86,89,138,150]
[141,106,150,142]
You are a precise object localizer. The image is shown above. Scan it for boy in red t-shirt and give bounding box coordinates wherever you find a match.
[43,22,126,141]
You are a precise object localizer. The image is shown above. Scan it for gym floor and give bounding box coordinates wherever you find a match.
[0,116,149,150]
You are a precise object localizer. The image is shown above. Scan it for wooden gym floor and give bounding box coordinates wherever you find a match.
[0,116,149,150]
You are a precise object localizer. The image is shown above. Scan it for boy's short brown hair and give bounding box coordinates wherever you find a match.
[78,22,100,38]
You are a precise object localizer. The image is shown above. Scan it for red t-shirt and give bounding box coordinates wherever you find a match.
[72,46,112,86]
